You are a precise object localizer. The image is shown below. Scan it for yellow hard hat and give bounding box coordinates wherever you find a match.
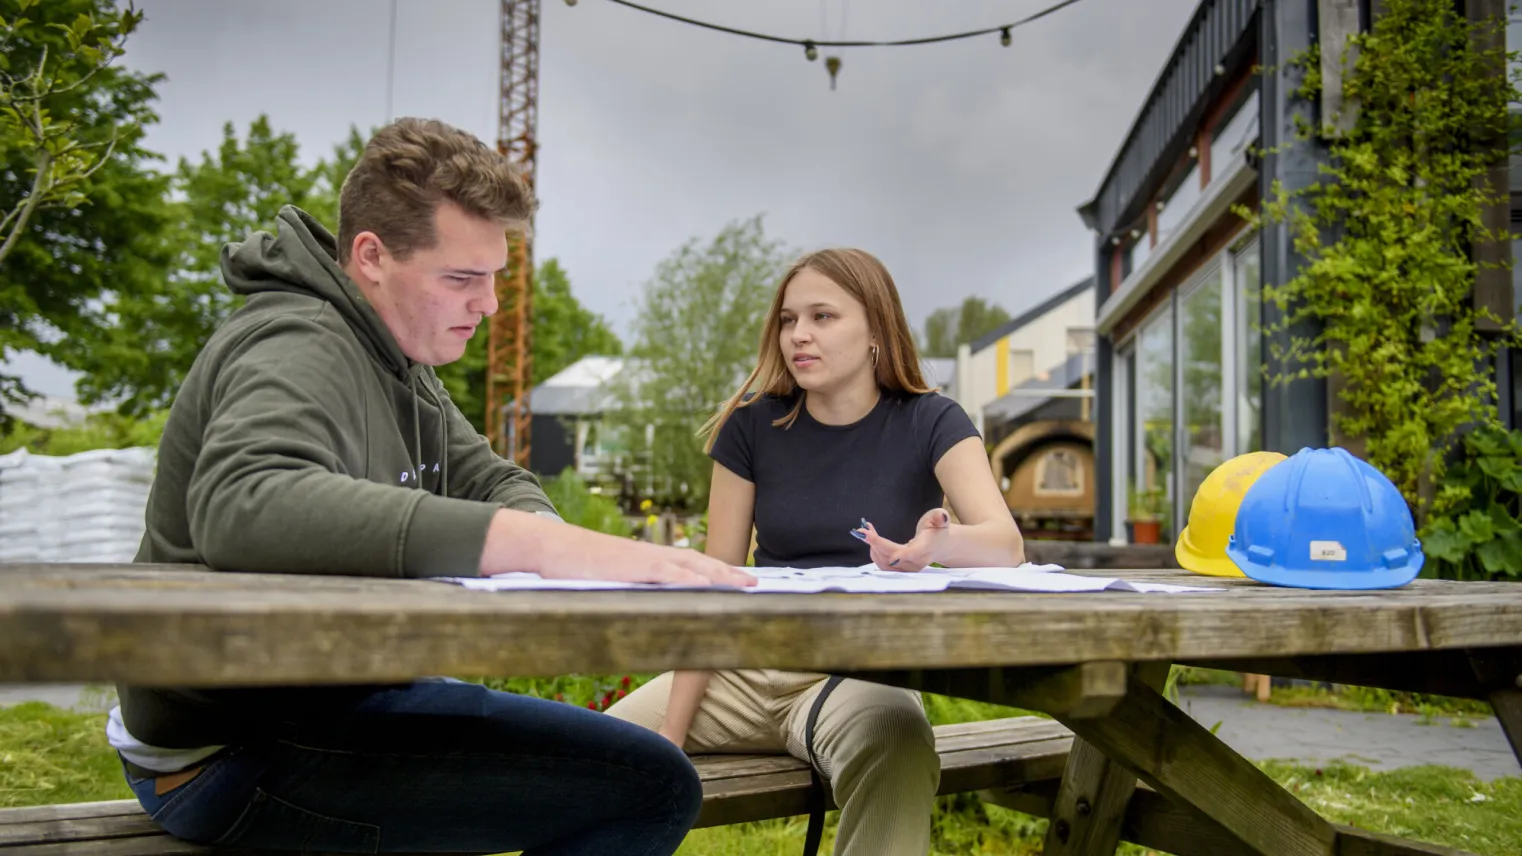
[1175,450,1288,577]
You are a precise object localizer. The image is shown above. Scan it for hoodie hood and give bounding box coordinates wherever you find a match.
[221,205,413,380]
[220,205,447,495]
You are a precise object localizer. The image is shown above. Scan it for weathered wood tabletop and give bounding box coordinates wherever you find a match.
[1,562,1519,856]
[0,563,1519,686]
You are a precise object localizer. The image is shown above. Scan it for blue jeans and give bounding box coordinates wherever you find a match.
[122,679,703,854]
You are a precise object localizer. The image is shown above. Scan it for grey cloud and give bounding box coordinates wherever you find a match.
[115,0,1198,340]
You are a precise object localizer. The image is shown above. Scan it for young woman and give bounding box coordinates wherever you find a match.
[605,248,1024,856]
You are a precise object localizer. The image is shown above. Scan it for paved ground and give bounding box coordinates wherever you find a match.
[0,683,113,713]
[2,682,1518,780]
[1178,684,1519,781]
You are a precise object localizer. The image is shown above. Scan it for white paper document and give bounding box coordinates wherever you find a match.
[438,563,1221,594]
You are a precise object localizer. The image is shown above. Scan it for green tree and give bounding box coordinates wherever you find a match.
[921,296,1012,358]
[0,0,144,265]
[302,125,365,231]
[436,258,623,436]
[531,258,622,386]
[605,216,788,508]
[0,0,166,418]
[57,116,315,414]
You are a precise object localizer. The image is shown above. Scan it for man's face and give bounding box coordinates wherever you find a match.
[365,201,508,366]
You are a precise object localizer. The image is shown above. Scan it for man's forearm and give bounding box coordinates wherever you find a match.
[479,508,559,576]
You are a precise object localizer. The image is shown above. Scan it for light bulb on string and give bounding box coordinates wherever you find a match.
[1000,27,1011,47]
[804,41,818,61]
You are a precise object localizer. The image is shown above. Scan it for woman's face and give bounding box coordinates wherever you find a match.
[779,267,874,393]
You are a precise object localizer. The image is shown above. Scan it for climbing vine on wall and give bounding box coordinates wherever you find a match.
[1243,0,1521,578]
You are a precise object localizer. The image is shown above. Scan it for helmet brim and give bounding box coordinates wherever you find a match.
[1225,548,1424,590]
[1174,539,1246,578]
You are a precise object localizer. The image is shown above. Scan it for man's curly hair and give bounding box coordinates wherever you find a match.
[336,117,536,263]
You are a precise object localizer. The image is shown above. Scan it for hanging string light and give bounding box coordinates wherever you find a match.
[563,0,1087,68]
[821,0,844,90]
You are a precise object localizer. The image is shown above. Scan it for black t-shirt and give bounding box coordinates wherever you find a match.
[709,390,981,569]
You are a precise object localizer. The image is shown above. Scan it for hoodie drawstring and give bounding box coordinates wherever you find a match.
[409,372,424,492]
[408,369,450,499]
[432,378,449,498]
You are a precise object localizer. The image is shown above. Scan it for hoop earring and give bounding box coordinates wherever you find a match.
[871,345,879,367]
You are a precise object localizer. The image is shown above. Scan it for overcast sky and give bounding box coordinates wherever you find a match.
[11,0,1199,398]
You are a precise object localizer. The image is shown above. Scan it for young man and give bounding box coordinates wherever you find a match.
[107,117,752,854]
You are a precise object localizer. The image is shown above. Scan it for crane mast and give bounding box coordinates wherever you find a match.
[486,0,540,464]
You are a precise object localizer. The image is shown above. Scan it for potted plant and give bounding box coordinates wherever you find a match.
[1127,486,1167,545]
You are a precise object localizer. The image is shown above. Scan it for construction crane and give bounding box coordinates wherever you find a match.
[486,0,540,464]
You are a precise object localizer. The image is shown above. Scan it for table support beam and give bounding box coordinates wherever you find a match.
[986,779,1480,856]
[1054,672,1337,856]
[1041,662,1172,855]
[1186,648,1522,700]
[841,662,1127,719]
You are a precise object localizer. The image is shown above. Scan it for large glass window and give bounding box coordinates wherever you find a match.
[1235,239,1263,452]
[1180,264,1225,507]
[1112,345,1134,544]
[1211,89,1260,172]
[1157,164,1203,245]
[1134,309,1175,540]
[1112,237,1268,542]
[1128,233,1151,276]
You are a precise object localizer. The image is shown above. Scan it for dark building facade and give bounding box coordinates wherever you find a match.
[1080,0,1519,544]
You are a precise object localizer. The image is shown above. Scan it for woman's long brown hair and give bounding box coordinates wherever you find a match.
[700,248,933,451]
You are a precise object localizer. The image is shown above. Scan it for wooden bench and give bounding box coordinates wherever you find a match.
[0,716,1076,855]
[2,711,1477,856]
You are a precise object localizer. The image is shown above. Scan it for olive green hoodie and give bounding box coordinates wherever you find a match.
[119,206,555,747]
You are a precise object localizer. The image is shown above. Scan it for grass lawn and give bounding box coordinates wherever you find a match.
[3,684,1518,855]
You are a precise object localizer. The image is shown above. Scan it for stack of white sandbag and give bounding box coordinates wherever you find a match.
[0,447,155,564]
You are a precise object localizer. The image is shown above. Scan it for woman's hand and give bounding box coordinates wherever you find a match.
[855,508,952,572]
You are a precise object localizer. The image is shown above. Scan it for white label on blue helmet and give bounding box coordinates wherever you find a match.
[1310,540,1347,562]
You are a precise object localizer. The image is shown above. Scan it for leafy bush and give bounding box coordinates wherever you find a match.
[540,467,633,537]
[1422,425,1522,580]
[0,410,167,456]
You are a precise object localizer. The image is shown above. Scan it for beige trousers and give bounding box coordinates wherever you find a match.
[604,669,940,856]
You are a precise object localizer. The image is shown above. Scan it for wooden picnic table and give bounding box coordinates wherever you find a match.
[1,562,1519,856]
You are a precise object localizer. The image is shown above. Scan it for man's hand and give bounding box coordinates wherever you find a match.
[482,509,756,587]
[856,508,952,572]
[538,537,757,587]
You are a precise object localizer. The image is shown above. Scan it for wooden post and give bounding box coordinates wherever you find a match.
[1469,649,1522,767]
[1242,673,1273,702]
[1488,688,1522,768]
[1042,662,1171,855]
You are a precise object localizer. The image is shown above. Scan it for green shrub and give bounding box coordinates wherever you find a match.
[0,410,167,456]
[541,467,633,537]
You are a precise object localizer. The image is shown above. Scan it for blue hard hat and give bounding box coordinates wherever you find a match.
[1226,447,1423,590]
